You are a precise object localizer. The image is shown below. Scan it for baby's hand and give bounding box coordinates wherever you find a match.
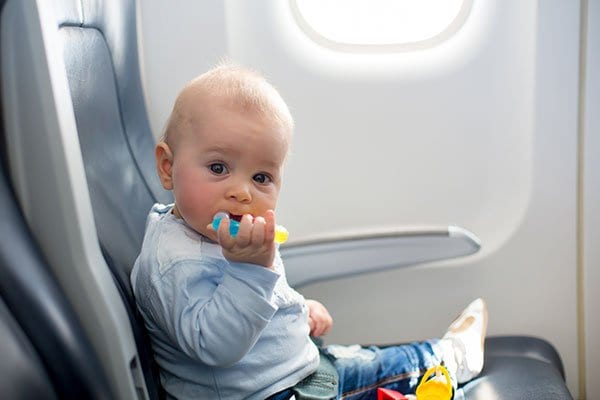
[306,299,333,337]
[211,210,276,269]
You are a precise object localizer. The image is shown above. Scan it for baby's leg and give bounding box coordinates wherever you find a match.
[323,341,444,399]
[323,299,486,399]
[438,298,488,384]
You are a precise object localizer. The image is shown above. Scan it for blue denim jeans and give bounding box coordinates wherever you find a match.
[269,340,443,400]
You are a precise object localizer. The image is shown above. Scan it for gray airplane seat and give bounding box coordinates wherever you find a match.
[0,0,573,399]
[57,0,172,396]
[0,296,57,400]
[462,336,571,399]
[0,145,113,400]
[0,119,96,400]
[1,0,168,398]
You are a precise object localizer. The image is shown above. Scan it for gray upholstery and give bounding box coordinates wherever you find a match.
[464,337,572,399]
[0,137,112,399]
[59,3,171,282]
[55,1,171,399]
[0,298,57,400]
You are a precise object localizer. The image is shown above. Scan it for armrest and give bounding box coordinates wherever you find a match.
[280,226,480,288]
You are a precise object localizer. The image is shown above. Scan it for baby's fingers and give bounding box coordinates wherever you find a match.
[217,217,235,249]
[235,214,253,246]
[263,210,276,243]
[250,216,266,246]
[308,316,316,336]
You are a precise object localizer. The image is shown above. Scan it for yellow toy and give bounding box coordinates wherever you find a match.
[415,365,452,400]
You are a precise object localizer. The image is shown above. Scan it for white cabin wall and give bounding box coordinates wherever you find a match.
[137,0,228,137]
[583,0,600,398]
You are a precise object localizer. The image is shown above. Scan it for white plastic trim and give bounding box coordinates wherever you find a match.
[281,225,480,288]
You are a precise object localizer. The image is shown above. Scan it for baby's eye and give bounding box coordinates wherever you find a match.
[209,163,228,175]
[253,173,271,184]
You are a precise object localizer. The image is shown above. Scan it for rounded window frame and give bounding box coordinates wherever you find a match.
[289,0,474,53]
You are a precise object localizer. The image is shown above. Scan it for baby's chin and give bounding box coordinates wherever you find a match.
[199,225,218,242]
[183,219,218,242]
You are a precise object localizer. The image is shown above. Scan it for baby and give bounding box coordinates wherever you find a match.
[131,64,487,400]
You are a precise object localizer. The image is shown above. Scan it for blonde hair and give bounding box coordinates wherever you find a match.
[161,63,294,147]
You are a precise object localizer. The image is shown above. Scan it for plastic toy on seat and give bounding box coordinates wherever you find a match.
[211,212,289,244]
[415,365,452,400]
[377,387,409,400]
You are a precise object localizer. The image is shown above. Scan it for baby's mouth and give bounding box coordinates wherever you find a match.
[229,214,243,222]
[215,211,250,223]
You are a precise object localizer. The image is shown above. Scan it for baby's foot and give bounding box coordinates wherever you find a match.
[439,298,488,384]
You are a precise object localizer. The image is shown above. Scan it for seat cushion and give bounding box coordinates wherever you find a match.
[461,336,572,399]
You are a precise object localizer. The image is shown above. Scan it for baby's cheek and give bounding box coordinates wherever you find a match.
[175,192,212,232]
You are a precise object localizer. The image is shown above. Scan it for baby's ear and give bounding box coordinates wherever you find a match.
[156,141,174,190]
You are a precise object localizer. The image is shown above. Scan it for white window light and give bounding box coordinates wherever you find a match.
[291,0,472,51]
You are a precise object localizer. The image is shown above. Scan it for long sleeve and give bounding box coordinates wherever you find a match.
[151,258,280,367]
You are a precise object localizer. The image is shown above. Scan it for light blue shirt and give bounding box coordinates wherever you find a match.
[130,204,319,399]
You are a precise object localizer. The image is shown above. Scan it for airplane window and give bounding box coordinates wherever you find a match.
[291,0,472,51]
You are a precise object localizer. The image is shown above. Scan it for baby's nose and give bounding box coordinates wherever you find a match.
[226,182,252,203]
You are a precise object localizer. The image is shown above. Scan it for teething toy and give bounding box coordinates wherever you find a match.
[415,365,452,400]
[211,212,289,244]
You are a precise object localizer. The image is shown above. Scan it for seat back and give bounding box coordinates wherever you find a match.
[59,0,171,279]
[59,0,172,398]
[1,0,170,398]
[0,155,112,400]
[0,297,57,400]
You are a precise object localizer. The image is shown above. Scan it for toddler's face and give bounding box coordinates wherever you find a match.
[168,101,289,240]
